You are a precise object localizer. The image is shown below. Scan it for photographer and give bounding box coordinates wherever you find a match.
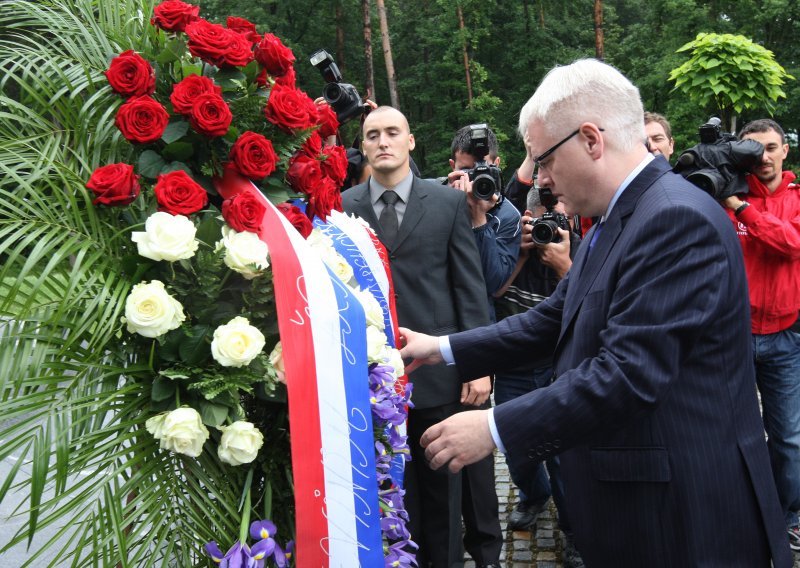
[720,118,800,551]
[447,124,521,320]
[493,184,583,567]
[644,111,675,162]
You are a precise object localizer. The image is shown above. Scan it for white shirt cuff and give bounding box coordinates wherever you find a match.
[487,407,506,454]
[439,335,455,365]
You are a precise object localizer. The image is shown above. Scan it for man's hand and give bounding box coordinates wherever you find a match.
[536,227,572,278]
[722,195,745,211]
[520,210,535,252]
[421,410,496,473]
[460,376,491,406]
[398,327,443,374]
[448,170,497,227]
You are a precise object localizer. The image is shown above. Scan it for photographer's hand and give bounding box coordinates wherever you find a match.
[722,195,745,211]
[520,210,535,252]
[537,227,572,279]
[461,376,491,406]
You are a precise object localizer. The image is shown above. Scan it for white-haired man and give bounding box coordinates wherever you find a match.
[399,59,791,567]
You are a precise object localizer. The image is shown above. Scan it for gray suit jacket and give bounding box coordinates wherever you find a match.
[450,159,791,566]
[343,175,490,408]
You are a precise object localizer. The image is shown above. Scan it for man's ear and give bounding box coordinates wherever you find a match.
[580,122,603,159]
[449,158,456,171]
[409,133,416,151]
[492,156,502,168]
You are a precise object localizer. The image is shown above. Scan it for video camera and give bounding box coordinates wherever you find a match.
[530,186,569,245]
[309,49,369,124]
[464,123,503,201]
[673,116,764,200]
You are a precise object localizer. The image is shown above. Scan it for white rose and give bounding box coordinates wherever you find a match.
[306,228,334,250]
[366,325,388,363]
[145,413,167,439]
[211,316,266,367]
[159,407,209,458]
[384,347,405,377]
[269,342,286,384]
[322,248,354,284]
[218,226,269,279]
[132,212,199,261]
[217,421,264,466]
[352,287,385,330]
[124,280,185,338]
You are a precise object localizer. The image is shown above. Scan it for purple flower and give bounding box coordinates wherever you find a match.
[273,540,294,567]
[250,519,278,541]
[381,512,410,540]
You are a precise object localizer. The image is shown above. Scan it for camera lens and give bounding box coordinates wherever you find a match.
[686,169,727,199]
[532,219,559,245]
[472,174,496,201]
[323,82,343,104]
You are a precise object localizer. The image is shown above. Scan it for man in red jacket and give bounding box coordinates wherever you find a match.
[722,118,800,551]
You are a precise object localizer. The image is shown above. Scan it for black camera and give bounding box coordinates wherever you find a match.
[309,49,369,124]
[673,116,764,200]
[530,187,569,244]
[464,124,503,200]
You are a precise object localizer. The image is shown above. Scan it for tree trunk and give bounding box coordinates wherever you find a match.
[335,0,346,71]
[540,0,545,28]
[594,0,604,60]
[376,0,399,108]
[362,0,376,101]
[457,3,473,104]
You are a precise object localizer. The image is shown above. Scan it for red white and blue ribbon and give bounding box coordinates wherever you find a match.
[215,171,383,568]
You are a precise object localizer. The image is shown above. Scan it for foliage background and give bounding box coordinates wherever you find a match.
[198,0,800,175]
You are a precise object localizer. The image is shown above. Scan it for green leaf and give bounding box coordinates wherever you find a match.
[138,150,167,180]
[160,161,193,175]
[214,68,247,90]
[161,141,194,161]
[179,324,212,365]
[161,120,189,144]
[195,214,222,247]
[199,400,229,427]
[151,377,176,402]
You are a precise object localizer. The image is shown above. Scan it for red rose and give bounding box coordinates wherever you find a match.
[153,170,209,215]
[256,66,296,89]
[170,74,222,115]
[105,50,155,98]
[185,19,254,68]
[86,163,140,207]
[227,16,260,44]
[306,177,342,221]
[189,93,232,137]
[222,191,267,233]
[150,0,200,32]
[229,131,279,179]
[115,96,169,144]
[317,103,339,140]
[265,84,319,133]
[301,131,323,158]
[286,154,322,195]
[277,202,313,238]
[254,33,295,77]
[320,144,348,186]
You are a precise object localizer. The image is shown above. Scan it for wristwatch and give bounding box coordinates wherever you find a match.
[734,201,750,216]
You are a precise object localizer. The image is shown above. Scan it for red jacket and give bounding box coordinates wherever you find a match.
[727,171,800,334]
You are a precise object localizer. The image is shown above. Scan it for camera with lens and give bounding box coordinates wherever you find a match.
[309,49,369,124]
[530,186,569,245]
[673,116,764,200]
[464,123,503,201]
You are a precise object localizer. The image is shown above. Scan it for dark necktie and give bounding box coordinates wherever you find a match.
[588,221,605,252]
[379,191,400,243]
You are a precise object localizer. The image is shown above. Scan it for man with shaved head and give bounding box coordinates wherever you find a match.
[398,60,792,566]
[343,106,491,567]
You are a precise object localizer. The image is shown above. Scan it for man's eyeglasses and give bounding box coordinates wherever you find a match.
[533,127,604,168]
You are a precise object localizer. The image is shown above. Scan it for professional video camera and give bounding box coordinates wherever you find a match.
[673,116,764,200]
[309,49,369,124]
[530,186,570,245]
[464,123,503,201]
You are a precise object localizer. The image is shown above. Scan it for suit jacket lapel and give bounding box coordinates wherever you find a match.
[559,159,672,343]
[390,177,427,251]
[347,182,382,236]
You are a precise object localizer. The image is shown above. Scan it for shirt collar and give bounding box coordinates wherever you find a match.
[369,170,414,205]
[602,152,654,221]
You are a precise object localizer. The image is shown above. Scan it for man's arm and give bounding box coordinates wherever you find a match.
[723,194,800,259]
[472,200,521,295]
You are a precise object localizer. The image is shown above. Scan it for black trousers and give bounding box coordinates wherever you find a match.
[405,403,463,568]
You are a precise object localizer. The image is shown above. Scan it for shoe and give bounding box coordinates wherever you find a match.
[562,537,585,568]
[477,563,501,568]
[789,526,800,551]
[508,500,545,531]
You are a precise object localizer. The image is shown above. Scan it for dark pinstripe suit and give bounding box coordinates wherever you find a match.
[450,159,792,567]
